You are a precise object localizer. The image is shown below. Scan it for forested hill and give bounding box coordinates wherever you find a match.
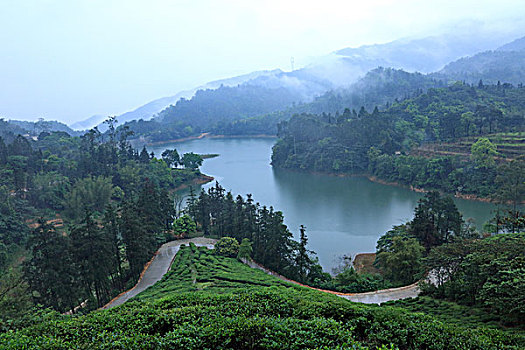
[433,35,525,85]
[120,84,304,143]
[272,82,525,198]
[214,68,443,136]
[0,119,81,142]
[434,50,525,85]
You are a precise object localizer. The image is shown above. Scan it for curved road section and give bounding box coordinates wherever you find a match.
[103,237,419,309]
[102,237,216,309]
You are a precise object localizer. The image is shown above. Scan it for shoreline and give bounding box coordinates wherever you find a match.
[144,132,276,146]
[172,173,214,192]
[148,134,509,205]
[275,166,503,204]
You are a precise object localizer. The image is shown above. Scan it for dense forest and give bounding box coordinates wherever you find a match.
[0,118,211,324]
[434,50,525,85]
[186,182,325,284]
[272,82,525,201]
[214,68,444,136]
[121,84,304,142]
[0,118,81,141]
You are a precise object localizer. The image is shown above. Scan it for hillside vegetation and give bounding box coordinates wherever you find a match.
[2,244,525,349]
[272,82,525,199]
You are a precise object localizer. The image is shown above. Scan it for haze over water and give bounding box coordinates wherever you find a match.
[151,137,496,272]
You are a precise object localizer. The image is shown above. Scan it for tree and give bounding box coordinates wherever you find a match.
[120,200,155,276]
[70,212,113,307]
[24,218,80,312]
[103,205,124,290]
[161,149,180,168]
[214,237,239,257]
[139,146,150,163]
[63,176,114,221]
[295,225,315,283]
[494,159,525,206]
[237,238,253,260]
[173,214,197,237]
[471,137,497,168]
[480,267,525,324]
[181,152,203,170]
[375,224,410,253]
[0,137,7,165]
[409,191,464,251]
[376,236,424,285]
[424,233,525,325]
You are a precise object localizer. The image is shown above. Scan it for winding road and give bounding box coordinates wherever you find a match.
[102,238,419,309]
[102,237,216,309]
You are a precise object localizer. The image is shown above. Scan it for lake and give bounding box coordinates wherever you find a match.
[150,137,497,272]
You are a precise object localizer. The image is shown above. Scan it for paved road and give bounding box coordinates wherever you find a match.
[243,259,420,304]
[338,283,420,304]
[102,237,216,309]
[103,237,419,309]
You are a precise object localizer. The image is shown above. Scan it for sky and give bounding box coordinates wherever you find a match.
[0,0,524,124]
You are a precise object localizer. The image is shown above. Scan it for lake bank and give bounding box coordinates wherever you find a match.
[273,165,503,204]
[149,137,497,271]
[143,133,277,147]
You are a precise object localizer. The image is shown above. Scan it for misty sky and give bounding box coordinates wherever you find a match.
[1,0,524,124]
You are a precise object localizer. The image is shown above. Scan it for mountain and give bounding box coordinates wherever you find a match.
[123,83,306,143]
[82,69,295,132]
[212,68,444,136]
[102,32,507,134]
[329,33,507,77]
[1,119,81,141]
[434,35,525,85]
[497,36,525,52]
[69,114,107,131]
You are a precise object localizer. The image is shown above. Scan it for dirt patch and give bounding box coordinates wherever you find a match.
[353,253,380,275]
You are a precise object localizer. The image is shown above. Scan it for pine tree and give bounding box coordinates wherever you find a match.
[103,205,124,290]
[70,212,113,307]
[139,146,150,163]
[24,218,80,312]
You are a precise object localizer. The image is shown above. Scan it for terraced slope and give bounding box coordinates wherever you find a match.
[2,245,525,349]
[412,132,525,161]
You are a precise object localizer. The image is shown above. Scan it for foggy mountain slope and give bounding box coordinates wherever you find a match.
[98,32,524,142]
[77,69,287,132]
[70,115,106,131]
[330,33,506,76]
[433,35,525,85]
[497,36,525,52]
[0,119,81,142]
[97,32,508,134]
[213,68,444,136]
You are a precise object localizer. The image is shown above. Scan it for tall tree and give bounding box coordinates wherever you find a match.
[409,191,464,251]
[24,218,80,312]
[161,149,180,168]
[70,212,113,307]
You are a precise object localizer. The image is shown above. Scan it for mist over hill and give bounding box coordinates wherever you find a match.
[433,35,525,85]
[0,118,81,142]
[77,31,517,134]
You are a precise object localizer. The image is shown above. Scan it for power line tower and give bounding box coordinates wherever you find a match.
[290,57,295,71]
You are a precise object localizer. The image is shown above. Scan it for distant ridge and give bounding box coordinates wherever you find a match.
[75,31,523,134]
[434,35,525,85]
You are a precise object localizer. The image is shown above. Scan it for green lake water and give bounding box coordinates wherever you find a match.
[150,137,496,272]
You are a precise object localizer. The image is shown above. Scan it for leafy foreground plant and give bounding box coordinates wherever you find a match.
[2,246,524,349]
